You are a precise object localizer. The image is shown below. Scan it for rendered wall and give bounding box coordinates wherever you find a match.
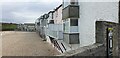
[53,6,63,24]
[78,2,119,47]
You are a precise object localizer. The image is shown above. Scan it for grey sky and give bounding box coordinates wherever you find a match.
[1,0,62,23]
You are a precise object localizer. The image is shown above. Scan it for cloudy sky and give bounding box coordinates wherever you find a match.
[0,0,119,23]
[0,0,62,23]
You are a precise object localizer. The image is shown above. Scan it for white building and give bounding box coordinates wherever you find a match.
[45,5,65,53]
[35,0,119,53]
[62,0,119,52]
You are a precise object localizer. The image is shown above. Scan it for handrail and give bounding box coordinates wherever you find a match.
[61,43,66,51]
[53,40,63,53]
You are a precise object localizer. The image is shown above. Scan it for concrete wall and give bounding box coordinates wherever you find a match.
[78,2,119,47]
[58,43,106,56]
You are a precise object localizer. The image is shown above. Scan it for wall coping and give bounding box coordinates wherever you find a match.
[56,43,104,56]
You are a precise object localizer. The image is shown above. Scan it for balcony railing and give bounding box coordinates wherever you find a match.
[46,24,63,40]
[62,5,79,20]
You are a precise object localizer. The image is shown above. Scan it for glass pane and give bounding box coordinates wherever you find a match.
[70,19,78,26]
[69,33,79,44]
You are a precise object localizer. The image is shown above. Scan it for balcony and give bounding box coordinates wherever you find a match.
[63,18,79,33]
[62,5,79,20]
[47,24,63,40]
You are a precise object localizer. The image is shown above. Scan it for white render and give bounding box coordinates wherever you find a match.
[53,5,63,24]
[78,2,119,47]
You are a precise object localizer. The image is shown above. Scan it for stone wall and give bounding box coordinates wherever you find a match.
[118,1,120,57]
[73,44,106,56]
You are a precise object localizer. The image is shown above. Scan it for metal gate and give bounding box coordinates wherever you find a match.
[106,27,113,58]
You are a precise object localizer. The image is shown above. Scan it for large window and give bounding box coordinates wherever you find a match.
[70,19,78,26]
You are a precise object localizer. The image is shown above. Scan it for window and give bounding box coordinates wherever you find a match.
[70,19,78,26]
[37,22,40,26]
[70,0,78,5]
[69,33,79,44]
[49,20,54,24]
[63,0,78,8]
[56,11,58,17]
[70,0,75,4]
[63,23,65,31]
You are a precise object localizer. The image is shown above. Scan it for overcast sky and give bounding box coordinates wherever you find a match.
[0,0,62,23]
[0,0,119,23]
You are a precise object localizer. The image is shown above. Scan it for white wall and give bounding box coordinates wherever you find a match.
[78,0,119,2]
[78,2,119,47]
[53,6,63,24]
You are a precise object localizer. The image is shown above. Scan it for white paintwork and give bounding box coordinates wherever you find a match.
[78,2,119,47]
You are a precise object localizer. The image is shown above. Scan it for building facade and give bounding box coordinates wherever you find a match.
[35,0,120,55]
[18,23,35,32]
[62,0,119,56]
[63,0,119,45]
